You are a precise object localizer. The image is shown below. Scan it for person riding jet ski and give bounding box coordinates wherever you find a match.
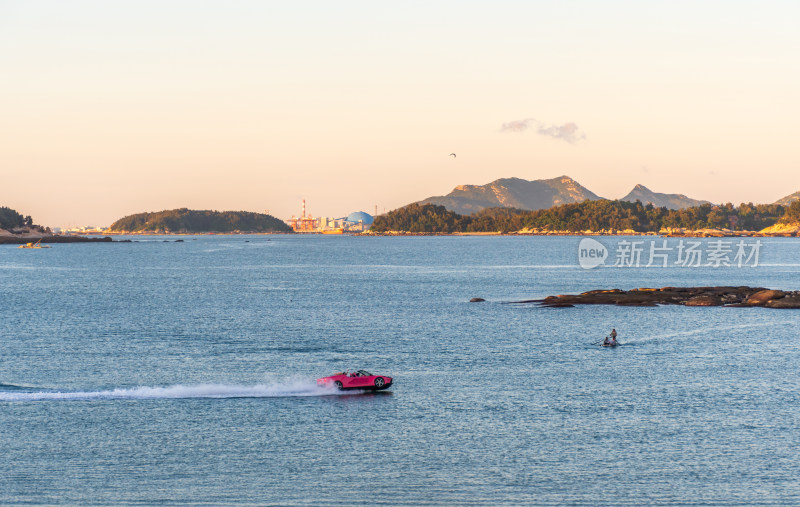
[603,329,618,346]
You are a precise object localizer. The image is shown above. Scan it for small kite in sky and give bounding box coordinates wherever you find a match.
[449,153,456,157]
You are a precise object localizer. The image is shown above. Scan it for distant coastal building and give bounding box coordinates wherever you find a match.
[286,211,373,233]
[285,200,373,233]
[61,225,107,235]
[345,211,373,226]
[343,211,373,232]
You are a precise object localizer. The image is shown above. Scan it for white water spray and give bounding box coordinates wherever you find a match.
[0,380,340,402]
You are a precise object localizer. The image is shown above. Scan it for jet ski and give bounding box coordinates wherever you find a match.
[600,336,619,347]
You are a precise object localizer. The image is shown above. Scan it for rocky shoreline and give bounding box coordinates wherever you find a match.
[521,286,800,309]
[0,235,114,245]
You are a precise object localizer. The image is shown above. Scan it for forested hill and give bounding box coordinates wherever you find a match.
[369,204,470,233]
[108,209,292,233]
[370,201,788,233]
[0,206,45,232]
[779,201,800,224]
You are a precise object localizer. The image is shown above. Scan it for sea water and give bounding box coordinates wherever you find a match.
[1,235,799,505]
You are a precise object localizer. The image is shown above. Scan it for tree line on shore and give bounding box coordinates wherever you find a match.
[3,206,292,234]
[6,199,799,236]
[371,200,800,233]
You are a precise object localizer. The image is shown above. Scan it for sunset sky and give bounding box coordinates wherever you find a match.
[1,1,798,227]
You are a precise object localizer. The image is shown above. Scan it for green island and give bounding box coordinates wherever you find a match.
[370,200,800,236]
[108,208,292,234]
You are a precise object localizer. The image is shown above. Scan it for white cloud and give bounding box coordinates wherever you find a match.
[500,118,586,144]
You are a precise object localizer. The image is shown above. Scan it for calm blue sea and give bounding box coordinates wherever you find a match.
[2,235,799,505]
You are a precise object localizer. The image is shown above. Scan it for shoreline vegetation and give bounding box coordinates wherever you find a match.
[511,286,800,309]
[367,200,800,237]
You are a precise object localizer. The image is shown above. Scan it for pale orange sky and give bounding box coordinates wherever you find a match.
[1,1,798,227]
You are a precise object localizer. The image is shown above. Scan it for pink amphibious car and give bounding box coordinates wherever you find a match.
[317,370,393,391]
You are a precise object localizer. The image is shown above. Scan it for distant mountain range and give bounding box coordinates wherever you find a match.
[414,176,800,214]
[416,176,715,214]
[620,184,710,210]
[417,176,602,215]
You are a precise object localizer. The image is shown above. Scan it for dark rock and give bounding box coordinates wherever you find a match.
[538,286,797,310]
[581,289,623,295]
[764,297,800,309]
[685,295,721,306]
[746,290,786,305]
[469,297,486,303]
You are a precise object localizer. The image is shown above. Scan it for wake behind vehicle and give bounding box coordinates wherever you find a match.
[317,370,393,391]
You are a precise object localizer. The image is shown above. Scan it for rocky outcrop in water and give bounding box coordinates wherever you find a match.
[526,286,800,309]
